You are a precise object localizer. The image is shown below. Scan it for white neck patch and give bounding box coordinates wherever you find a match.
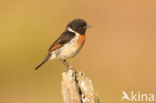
[67,27,78,34]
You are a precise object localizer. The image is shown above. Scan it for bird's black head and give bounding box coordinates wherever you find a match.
[67,19,89,34]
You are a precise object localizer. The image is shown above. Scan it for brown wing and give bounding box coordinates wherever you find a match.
[48,44,62,53]
[48,31,76,53]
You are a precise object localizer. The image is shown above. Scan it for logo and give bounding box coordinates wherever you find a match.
[121,91,155,102]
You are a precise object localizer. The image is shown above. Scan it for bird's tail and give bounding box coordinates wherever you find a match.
[34,54,51,70]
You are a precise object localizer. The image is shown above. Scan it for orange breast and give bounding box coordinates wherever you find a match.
[77,34,86,46]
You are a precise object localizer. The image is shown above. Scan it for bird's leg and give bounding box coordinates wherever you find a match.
[59,59,72,70]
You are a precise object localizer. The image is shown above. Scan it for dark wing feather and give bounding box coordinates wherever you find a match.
[34,31,75,70]
[48,31,75,53]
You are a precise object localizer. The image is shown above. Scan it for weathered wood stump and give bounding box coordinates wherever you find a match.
[61,69,100,103]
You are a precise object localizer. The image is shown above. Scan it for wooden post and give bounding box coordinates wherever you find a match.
[61,69,100,103]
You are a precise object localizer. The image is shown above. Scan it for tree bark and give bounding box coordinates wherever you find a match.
[61,69,100,103]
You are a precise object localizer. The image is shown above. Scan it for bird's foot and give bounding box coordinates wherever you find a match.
[64,65,76,72]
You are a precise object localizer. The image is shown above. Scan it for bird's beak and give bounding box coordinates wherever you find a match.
[84,25,92,28]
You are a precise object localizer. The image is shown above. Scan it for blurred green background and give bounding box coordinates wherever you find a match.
[0,0,156,103]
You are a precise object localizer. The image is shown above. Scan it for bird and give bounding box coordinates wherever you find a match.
[34,19,91,70]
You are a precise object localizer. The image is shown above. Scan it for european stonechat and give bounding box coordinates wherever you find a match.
[34,19,90,70]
